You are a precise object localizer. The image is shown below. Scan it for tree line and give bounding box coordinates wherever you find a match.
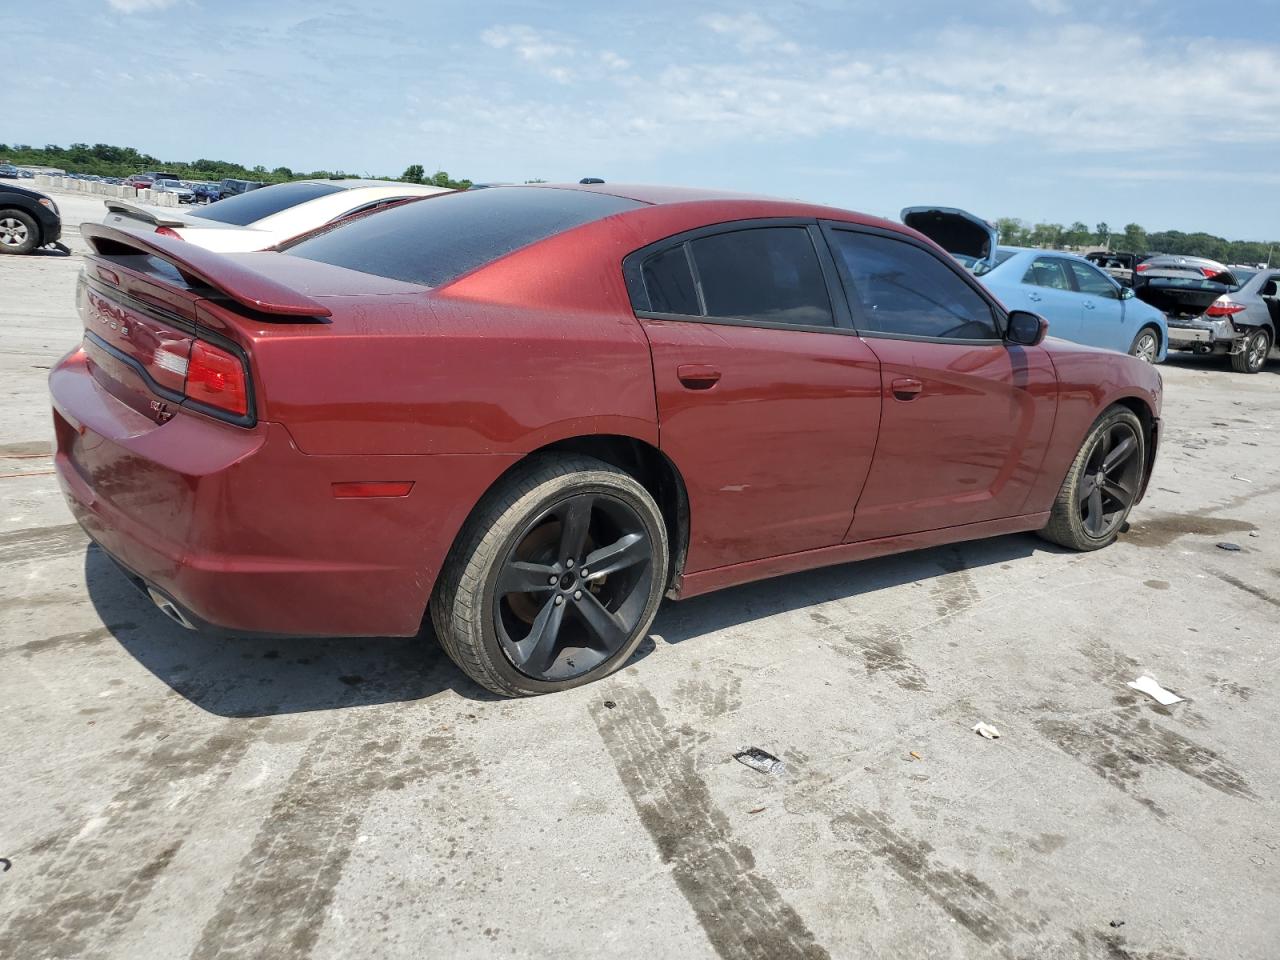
[3,143,1273,264]
[0,142,472,191]
[995,218,1275,267]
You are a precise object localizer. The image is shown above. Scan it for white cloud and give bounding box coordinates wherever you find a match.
[700,12,798,54]
[481,24,577,83]
[446,23,1280,160]
[600,51,630,71]
[106,0,178,12]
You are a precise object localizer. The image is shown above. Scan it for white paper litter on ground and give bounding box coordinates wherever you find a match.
[972,722,1001,740]
[1127,675,1185,705]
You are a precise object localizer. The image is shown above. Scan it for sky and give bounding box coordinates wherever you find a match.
[5,0,1280,239]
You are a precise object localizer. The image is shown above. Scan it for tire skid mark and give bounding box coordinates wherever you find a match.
[930,548,981,619]
[1035,709,1257,820]
[189,713,461,960]
[0,522,89,566]
[830,810,1041,958]
[593,685,829,960]
[0,728,254,959]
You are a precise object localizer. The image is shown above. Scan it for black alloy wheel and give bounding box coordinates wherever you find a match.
[1077,420,1142,540]
[494,492,655,681]
[432,455,669,696]
[1040,405,1146,551]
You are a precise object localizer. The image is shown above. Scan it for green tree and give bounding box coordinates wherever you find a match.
[401,164,425,183]
[994,217,1029,246]
[1063,221,1091,248]
[1120,223,1147,253]
[1095,222,1110,248]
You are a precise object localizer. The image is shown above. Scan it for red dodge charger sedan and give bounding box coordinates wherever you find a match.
[50,184,1161,695]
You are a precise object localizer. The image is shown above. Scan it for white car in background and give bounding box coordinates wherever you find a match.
[101,178,453,252]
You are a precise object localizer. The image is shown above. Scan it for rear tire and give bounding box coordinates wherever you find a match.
[431,455,669,697]
[1040,406,1146,551]
[1231,328,1271,374]
[0,210,39,255]
[1128,326,1160,364]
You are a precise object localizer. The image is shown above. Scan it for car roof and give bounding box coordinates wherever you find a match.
[997,246,1093,263]
[509,182,910,236]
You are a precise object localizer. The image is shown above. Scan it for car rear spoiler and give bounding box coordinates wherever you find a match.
[81,222,332,319]
[102,199,187,228]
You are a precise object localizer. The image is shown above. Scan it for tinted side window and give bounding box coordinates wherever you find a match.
[831,231,999,340]
[642,246,700,315]
[1068,261,1118,298]
[1023,257,1074,291]
[690,228,833,327]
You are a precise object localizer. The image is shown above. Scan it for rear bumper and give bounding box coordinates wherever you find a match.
[51,349,517,637]
[1166,317,1240,351]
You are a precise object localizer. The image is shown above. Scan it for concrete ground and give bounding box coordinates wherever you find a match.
[1,187,1277,960]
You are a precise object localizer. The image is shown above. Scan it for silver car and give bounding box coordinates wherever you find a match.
[150,178,197,204]
[1160,264,1278,373]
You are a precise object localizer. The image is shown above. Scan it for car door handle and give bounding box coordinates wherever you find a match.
[891,377,923,401]
[1027,292,1042,302]
[677,364,721,389]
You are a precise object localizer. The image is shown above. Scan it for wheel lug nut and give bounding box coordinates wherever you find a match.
[580,568,589,579]
[554,595,564,605]
[573,590,582,600]
[548,575,558,585]
[566,558,574,569]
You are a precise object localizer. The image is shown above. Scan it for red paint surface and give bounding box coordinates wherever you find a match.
[51,186,1163,637]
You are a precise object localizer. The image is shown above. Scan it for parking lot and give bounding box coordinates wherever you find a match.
[1,186,1278,959]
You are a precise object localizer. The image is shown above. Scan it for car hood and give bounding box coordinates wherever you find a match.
[901,206,998,267]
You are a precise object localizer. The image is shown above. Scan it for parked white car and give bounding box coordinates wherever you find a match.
[101,179,453,252]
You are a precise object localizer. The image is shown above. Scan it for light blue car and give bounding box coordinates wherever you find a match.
[902,207,1168,363]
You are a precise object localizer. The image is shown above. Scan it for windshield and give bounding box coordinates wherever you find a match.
[193,181,344,226]
[285,187,642,287]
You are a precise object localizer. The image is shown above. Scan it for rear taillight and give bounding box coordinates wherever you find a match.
[1199,267,1221,278]
[1206,299,1246,317]
[1135,263,1150,273]
[186,340,248,416]
[155,226,183,240]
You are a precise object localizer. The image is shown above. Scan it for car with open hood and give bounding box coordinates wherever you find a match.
[902,207,1167,363]
[52,184,1162,696]
[102,178,454,252]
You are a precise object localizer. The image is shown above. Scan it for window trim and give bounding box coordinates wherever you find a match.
[820,221,1008,345]
[1066,258,1122,300]
[1023,255,1079,294]
[622,218,856,334]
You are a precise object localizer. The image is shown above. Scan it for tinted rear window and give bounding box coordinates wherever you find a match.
[283,187,643,287]
[194,181,344,226]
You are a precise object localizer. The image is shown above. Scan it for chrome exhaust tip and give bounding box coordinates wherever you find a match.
[147,587,195,630]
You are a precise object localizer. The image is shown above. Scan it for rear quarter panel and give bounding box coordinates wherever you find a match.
[224,225,660,456]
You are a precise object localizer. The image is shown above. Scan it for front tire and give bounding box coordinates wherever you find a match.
[1128,326,1160,364]
[0,210,39,255]
[1231,328,1271,374]
[431,455,669,697]
[1040,406,1146,551]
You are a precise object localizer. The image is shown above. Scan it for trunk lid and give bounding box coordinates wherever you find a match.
[1134,277,1232,318]
[900,206,999,270]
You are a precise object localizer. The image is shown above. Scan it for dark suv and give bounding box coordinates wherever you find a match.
[0,181,62,254]
[219,178,265,196]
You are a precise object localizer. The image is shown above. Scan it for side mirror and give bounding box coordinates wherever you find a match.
[1007,310,1049,346]
[1120,286,1136,300]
